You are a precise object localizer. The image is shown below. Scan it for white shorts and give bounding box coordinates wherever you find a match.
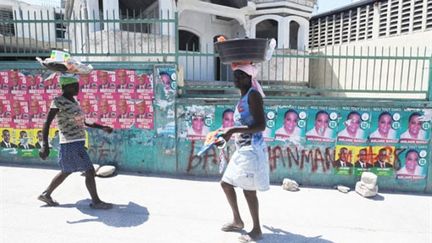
[221,144,270,191]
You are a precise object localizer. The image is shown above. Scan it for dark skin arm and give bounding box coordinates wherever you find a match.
[39,110,114,160]
[220,90,266,142]
[39,108,58,160]
[84,122,113,133]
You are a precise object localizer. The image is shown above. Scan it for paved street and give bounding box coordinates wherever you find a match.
[1,164,431,243]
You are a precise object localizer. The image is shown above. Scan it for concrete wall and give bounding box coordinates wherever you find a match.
[0,62,431,194]
[176,98,432,194]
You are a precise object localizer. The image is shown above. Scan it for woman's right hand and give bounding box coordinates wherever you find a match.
[39,146,50,160]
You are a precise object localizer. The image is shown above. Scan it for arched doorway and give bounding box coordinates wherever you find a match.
[179,29,200,51]
[289,21,300,49]
[256,19,278,44]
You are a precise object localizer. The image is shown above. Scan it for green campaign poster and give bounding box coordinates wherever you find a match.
[369,108,403,144]
[398,110,431,145]
[263,106,278,142]
[274,105,307,145]
[337,107,371,144]
[305,106,339,144]
[396,146,429,180]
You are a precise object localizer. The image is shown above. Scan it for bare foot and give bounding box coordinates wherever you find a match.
[89,201,113,210]
[239,229,262,242]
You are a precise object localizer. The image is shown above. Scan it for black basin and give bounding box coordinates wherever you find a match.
[214,38,271,64]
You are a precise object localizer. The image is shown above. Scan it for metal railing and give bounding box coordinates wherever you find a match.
[179,45,432,100]
[1,8,431,100]
[0,9,177,61]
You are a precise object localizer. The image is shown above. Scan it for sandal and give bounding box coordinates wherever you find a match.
[37,194,59,206]
[221,223,244,232]
[89,201,113,210]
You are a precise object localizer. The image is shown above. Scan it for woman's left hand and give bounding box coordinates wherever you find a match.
[218,128,234,144]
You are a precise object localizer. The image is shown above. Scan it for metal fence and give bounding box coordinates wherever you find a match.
[179,45,432,100]
[0,9,177,61]
[1,8,431,100]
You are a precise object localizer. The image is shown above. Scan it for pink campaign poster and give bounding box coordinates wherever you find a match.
[44,74,62,99]
[8,70,27,96]
[27,74,45,95]
[135,99,154,129]
[135,73,154,100]
[79,73,98,94]
[117,96,135,129]
[98,93,119,129]
[97,70,117,93]
[116,69,136,94]
[29,94,48,129]
[0,71,9,95]
[77,93,98,124]
[11,95,30,129]
[0,95,12,127]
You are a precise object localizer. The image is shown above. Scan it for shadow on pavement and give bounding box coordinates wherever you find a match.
[261,225,334,243]
[65,199,149,227]
[368,194,385,201]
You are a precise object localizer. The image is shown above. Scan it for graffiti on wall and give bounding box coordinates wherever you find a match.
[180,104,431,181]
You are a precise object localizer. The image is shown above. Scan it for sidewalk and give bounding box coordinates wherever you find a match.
[1,164,431,243]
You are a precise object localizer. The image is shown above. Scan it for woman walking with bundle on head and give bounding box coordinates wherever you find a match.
[38,75,113,209]
[218,63,270,242]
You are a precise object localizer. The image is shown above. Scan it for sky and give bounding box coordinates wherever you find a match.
[315,0,356,14]
[19,0,358,14]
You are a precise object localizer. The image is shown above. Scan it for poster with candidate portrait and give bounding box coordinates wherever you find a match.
[178,105,214,141]
[44,74,61,99]
[115,69,136,93]
[396,146,428,180]
[11,96,30,129]
[27,74,45,95]
[77,93,99,124]
[211,105,234,131]
[262,106,278,142]
[351,146,374,176]
[97,70,117,93]
[334,145,354,175]
[0,128,17,152]
[8,70,27,96]
[0,71,9,94]
[32,129,44,150]
[337,107,371,144]
[398,110,431,145]
[14,129,39,157]
[157,68,177,99]
[97,93,119,129]
[368,108,402,144]
[79,73,98,94]
[134,99,154,129]
[0,96,13,128]
[29,94,48,129]
[274,106,307,144]
[305,107,339,144]
[117,97,135,129]
[370,146,395,176]
[135,71,154,100]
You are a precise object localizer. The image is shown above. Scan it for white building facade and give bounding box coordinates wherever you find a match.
[307,0,432,99]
